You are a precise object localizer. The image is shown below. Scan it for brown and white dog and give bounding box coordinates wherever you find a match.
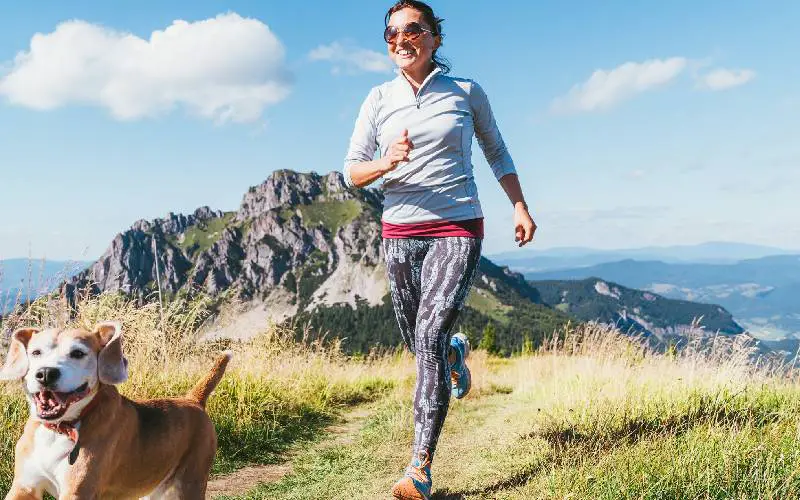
[0,321,232,499]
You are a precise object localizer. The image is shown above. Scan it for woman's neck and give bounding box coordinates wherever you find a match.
[402,63,435,94]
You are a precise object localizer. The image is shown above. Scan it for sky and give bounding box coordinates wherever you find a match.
[1,0,798,261]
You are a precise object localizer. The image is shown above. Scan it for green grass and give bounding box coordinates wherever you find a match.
[297,200,362,235]
[5,294,800,499]
[174,212,236,257]
[466,288,513,325]
[219,326,800,499]
[0,292,403,495]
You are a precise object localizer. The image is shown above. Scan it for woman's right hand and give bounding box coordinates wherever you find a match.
[382,129,414,172]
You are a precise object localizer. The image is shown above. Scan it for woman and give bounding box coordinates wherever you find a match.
[343,1,536,498]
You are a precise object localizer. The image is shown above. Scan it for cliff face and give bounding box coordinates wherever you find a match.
[76,170,387,313]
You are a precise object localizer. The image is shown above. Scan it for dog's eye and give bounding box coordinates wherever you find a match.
[30,349,42,357]
[70,350,87,360]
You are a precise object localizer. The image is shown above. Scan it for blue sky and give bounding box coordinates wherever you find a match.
[1,0,798,261]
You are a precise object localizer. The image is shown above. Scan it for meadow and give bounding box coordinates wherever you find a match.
[2,291,800,499]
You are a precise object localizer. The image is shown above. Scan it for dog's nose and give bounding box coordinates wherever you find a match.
[35,367,61,387]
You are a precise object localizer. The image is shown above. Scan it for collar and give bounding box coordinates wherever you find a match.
[43,390,101,465]
[395,66,442,96]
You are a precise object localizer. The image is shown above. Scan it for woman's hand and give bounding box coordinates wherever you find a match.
[381,129,414,172]
[348,129,414,187]
[514,202,536,247]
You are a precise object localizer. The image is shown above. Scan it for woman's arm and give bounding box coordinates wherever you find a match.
[499,173,537,247]
[348,158,392,188]
[348,130,414,188]
[471,81,537,247]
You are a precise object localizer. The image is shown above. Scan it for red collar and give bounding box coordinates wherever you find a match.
[43,391,101,442]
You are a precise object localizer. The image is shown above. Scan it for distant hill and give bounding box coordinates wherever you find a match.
[514,256,800,338]
[0,259,88,313]
[530,277,744,339]
[490,242,795,272]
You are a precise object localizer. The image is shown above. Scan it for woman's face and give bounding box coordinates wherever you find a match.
[386,8,440,76]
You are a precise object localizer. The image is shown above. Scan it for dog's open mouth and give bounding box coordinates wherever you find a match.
[33,383,91,420]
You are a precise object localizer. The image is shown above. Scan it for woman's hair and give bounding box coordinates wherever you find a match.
[385,0,451,74]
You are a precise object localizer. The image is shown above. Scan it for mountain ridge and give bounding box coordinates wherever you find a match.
[47,169,746,354]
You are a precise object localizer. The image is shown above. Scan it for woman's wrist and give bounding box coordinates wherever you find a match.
[514,200,529,212]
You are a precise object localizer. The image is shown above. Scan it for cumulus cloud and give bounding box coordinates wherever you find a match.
[309,41,393,75]
[0,13,292,123]
[696,68,756,91]
[551,57,688,114]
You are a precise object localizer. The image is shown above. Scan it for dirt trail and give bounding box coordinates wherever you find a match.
[205,404,375,499]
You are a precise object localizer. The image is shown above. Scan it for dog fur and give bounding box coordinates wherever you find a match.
[0,322,232,499]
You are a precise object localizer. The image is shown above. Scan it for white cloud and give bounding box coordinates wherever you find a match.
[551,57,688,114]
[0,13,292,123]
[309,41,393,75]
[697,68,755,91]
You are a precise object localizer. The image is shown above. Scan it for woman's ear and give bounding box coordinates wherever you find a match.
[95,321,129,385]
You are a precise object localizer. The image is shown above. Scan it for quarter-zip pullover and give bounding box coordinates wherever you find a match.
[343,67,517,224]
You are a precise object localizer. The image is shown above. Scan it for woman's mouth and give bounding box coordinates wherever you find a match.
[32,382,91,420]
[396,49,415,59]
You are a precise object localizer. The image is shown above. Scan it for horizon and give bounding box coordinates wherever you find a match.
[1,1,798,260]
[3,239,800,263]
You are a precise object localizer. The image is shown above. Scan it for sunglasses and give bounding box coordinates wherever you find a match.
[383,22,435,43]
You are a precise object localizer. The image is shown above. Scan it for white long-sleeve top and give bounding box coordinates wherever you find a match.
[343,67,517,224]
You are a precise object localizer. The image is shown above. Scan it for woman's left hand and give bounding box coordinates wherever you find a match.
[514,203,537,247]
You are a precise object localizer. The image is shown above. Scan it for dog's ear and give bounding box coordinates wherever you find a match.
[0,328,39,381]
[95,321,128,385]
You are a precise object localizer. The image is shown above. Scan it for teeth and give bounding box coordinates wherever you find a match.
[397,50,413,56]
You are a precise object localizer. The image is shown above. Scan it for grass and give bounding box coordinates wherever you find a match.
[3,290,800,498]
[0,292,410,493]
[231,326,800,499]
[173,212,236,257]
[466,288,513,325]
[297,200,362,235]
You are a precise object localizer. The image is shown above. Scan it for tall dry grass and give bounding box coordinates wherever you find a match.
[248,322,800,499]
[0,290,414,493]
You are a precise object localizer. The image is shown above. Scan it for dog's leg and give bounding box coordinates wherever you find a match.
[170,448,215,500]
[4,483,42,500]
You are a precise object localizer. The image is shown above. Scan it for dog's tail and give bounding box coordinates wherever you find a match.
[186,350,233,407]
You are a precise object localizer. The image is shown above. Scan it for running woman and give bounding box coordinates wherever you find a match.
[343,2,536,497]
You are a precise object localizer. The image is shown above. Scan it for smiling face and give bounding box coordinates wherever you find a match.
[0,322,128,423]
[386,7,440,78]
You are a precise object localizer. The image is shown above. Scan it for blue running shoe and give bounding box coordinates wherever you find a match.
[391,451,432,499]
[450,332,471,399]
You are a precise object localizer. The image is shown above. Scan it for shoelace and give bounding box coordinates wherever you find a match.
[407,451,432,484]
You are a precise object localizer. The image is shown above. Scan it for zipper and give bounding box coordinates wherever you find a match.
[408,67,440,109]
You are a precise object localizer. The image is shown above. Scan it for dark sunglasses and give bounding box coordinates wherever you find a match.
[383,22,435,43]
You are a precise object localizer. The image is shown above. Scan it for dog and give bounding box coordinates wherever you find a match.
[0,321,232,499]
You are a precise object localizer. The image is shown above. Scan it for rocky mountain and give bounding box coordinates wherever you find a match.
[75,170,385,312]
[67,169,746,355]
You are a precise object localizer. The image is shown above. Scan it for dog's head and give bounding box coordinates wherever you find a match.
[0,321,128,422]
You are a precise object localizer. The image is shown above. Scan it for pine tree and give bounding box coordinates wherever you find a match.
[478,322,498,355]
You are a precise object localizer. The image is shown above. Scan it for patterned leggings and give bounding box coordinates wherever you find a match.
[383,236,482,461]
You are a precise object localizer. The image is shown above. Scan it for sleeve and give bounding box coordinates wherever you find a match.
[470,80,517,181]
[343,87,380,187]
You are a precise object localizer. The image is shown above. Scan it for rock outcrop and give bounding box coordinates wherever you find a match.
[74,170,387,316]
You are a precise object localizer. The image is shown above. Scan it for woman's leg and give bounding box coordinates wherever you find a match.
[411,236,482,461]
[383,237,429,355]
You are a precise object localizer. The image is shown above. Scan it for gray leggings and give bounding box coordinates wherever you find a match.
[383,236,482,461]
